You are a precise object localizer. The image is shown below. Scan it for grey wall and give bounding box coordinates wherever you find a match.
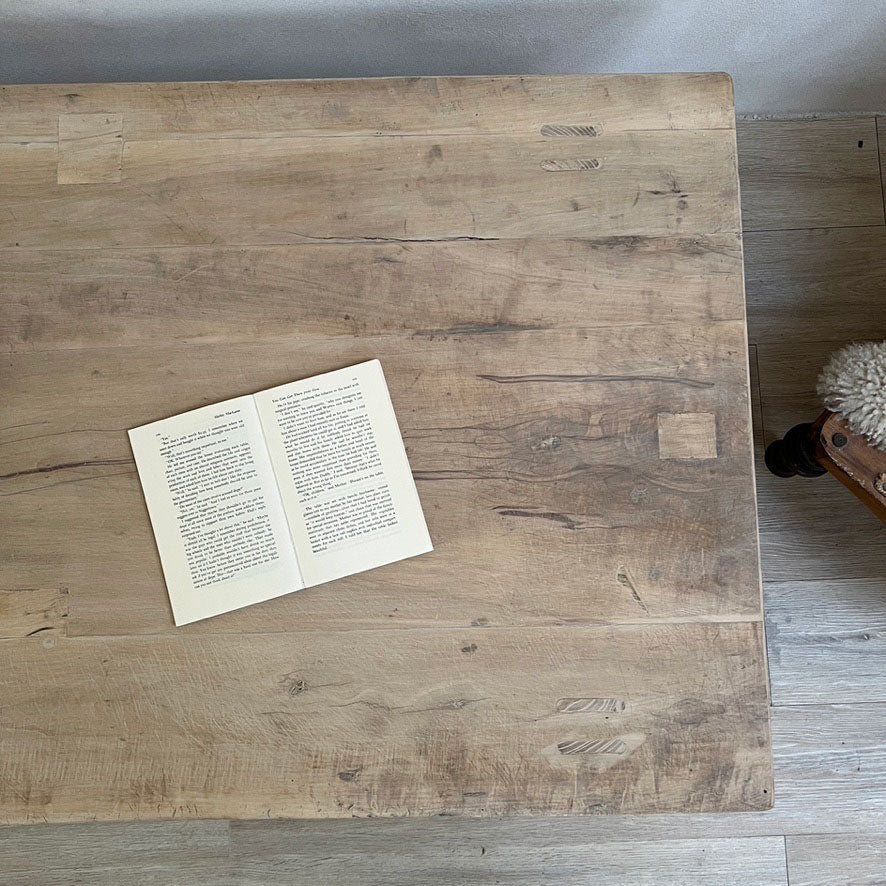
[2,0,885,114]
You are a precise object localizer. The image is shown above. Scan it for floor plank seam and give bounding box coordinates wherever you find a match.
[743,222,886,234]
[876,117,886,222]
[737,112,886,121]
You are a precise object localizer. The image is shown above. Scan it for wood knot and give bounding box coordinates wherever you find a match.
[280,674,307,696]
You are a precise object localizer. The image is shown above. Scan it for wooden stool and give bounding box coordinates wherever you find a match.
[765,411,886,520]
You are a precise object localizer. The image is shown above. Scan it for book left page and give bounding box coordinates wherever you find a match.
[128,396,304,626]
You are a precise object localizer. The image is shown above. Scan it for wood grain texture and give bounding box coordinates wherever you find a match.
[765,579,886,705]
[756,456,886,582]
[0,829,788,886]
[57,113,123,184]
[0,130,738,247]
[0,75,766,823]
[0,820,229,873]
[228,698,886,835]
[786,834,886,886]
[228,835,788,886]
[238,699,884,833]
[2,701,885,877]
[744,226,886,345]
[0,75,736,142]
[0,588,68,639]
[0,236,745,353]
[1,329,759,637]
[0,862,230,886]
[737,118,885,231]
[2,111,884,881]
[0,623,771,823]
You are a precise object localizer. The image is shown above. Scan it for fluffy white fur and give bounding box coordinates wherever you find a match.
[817,341,886,451]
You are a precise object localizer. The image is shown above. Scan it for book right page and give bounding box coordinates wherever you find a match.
[254,360,432,587]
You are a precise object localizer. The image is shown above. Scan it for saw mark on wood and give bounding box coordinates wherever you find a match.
[556,697,627,714]
[540,158,601,171]
[616,565,649,614]
[557,737,628,755]
[541,124,600,137]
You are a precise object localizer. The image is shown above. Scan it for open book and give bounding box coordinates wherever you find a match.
[129,360,432,625]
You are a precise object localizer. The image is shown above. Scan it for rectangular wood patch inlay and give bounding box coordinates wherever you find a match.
[657,412,718,459]
[57,113,123,184]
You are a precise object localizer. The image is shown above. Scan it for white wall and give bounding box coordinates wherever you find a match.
[2,0,885,114]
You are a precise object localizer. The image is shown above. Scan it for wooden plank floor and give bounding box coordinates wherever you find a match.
[2,115,885,884]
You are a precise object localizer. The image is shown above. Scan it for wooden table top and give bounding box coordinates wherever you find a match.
[0,75,771,823]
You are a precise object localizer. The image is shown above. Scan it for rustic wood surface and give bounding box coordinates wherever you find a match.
[1,74,765,825]
[766,579,886,705]
[786,834,886,886]
[736,117,885,230]
[2,112,884,884]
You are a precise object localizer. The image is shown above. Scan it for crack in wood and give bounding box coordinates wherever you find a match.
[415,323,547,336]
[478,373,714,388]
[0,457,132,480]
[24,625,54,637]
[414,463,604,482]
[0,469,138,498]
[285,231,500,244]
[494,507,581,530]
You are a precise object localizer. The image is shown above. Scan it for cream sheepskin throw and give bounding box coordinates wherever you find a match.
[817,341,886,451]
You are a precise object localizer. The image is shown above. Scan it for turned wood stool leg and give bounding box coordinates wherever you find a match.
[764,422,827,478]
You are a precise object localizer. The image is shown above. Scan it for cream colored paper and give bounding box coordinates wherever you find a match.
[129,362,431,625]
[255,360,433,587]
